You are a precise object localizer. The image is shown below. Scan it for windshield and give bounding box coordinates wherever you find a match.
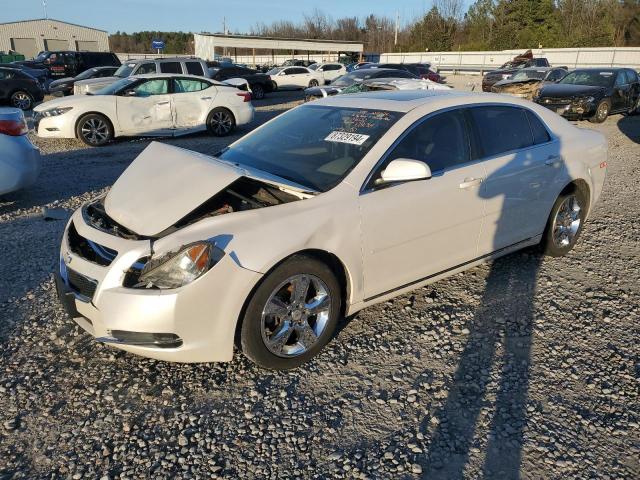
[267,67,283,75]
[94,78,135,96]
[75,68,98,80]
[512,70,546,81]
[308,64,318,70]
[332,70,374,87]
[560,70,615,87]
[34,52,50,62]
[218,105,404,192]
[114,63,135,78]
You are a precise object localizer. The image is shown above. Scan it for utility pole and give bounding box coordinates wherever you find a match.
[394,10,399,46]
[222,17,226,57]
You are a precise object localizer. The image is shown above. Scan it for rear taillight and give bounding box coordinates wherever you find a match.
[236,92,251,102]
[0,119,28,136]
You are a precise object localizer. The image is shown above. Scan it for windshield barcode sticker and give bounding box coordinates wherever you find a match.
[325,131,370,145]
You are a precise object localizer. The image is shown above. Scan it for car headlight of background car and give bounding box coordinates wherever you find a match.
[135,242,225,289]
[41,106,73,117]
[502,73,512,79]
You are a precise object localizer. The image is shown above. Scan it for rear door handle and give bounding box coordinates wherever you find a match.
[201,96,212,100]
[156,101,170,106]
[459,177,483,189]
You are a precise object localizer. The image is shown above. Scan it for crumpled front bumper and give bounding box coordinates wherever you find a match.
[55,209,263,363]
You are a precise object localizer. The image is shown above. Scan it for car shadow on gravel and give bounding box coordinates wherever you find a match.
[617,115,640,144]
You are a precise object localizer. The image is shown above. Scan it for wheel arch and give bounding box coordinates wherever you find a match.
[559,178,591,216]
[74,111,116,138]
[233,248,352,345]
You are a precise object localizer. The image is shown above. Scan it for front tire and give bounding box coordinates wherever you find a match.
[589,100,610,123]
[240,255,342,370]
[10,90,34,110]
[308,79,319,88]
[540,188,587,257]
[206,108,235,136]
[75,113,113,146]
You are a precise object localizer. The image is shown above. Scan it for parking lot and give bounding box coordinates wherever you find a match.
[1,76,639,479]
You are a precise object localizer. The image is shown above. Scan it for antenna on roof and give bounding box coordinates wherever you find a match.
[43,0,48,20]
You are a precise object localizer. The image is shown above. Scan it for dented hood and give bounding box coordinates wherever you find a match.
[105,142,242,236]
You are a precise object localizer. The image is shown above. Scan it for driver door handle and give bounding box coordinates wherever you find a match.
[156,101,170,105]
[201,96,212,100]
[459,177,483,189]
[545,155,562,166]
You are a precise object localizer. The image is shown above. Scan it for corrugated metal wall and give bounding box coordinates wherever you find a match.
[0,19,109,59]
[380,47,640,73]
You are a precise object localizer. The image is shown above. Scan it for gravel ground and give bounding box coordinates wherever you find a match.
[0,81,639,479]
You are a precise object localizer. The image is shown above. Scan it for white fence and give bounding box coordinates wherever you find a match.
[116,52,340,66]
[379,47,640,74]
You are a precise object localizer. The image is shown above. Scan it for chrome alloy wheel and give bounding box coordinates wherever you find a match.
[209,111,233,135]
[11,92,31,110]
[261,274,332,357]
[595,102,609,121]
[552,195,582,248]
[81,118,109,144]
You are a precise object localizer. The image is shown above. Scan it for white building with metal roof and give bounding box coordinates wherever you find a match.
[0,19,109,59]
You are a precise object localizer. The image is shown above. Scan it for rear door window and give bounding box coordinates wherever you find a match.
[469,106,534,157]
[174,78,211,92]
[159,62,181,74]
[525,110,551,144]
[185,61,204,76]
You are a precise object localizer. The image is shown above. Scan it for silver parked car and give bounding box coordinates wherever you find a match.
[73,57,211,95]
[0,108,40,195]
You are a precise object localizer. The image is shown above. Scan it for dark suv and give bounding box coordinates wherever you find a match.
[16,51,121,78]
[482,58,550,92]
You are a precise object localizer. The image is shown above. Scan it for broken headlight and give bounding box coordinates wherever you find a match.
[136,242,225,289]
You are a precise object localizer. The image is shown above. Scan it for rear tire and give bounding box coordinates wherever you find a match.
[588,100,610,123]
[10,90,33,110]
[308,79,319,88]
[206,108,235,136]
[540,188,587,257]
[240,255,341,370]
[75,113,113,146]
[251,83,265,100]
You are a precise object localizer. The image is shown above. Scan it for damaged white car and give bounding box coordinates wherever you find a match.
[56,90,607,369]
[34,74,254,146]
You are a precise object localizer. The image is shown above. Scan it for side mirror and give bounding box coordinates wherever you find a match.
[380,159,432,184]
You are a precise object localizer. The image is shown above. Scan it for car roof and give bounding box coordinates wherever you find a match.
[124,57,202,64]
[129,73,212,80]
[310,90,544,113]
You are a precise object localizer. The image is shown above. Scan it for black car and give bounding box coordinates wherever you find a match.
[0,66,45,110]
[15,51,121,78]
[533,68,640,123]
[209,65,274,99]
[482,57,550,92]
[0,63,48,87]
[48,66,119,96]
[304,68,418,101]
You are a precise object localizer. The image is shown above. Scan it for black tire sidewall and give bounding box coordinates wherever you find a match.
[240,256,342,370]
[589,100,610,123]
[541,189,587,257]
[75,113,113,146]
[207,107,236,136]
[309,80,319,87]
[11,90,33,110]
[251,83,264,99]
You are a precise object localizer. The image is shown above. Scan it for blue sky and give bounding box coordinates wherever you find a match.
[2,0,473,34]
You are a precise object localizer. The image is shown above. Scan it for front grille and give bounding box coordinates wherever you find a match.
[67,222,118,266]
[541,97,573,105]
[66,268,98,300]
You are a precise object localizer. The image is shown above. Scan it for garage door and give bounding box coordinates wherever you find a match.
[10,38,37,59]
[76,40,99,51]
[45,39,69,51]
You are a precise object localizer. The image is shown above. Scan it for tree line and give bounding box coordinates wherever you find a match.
[109,1,640,55]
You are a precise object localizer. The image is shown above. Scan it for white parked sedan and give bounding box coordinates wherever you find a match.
[0,108,40,195]
[55,91,607,369]
[268,66,324,90]
[312,63,347,83]
[33,74,254,146]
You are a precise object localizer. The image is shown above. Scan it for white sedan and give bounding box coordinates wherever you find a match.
[311,63,347,83]
[0,108,40,195]
[268,66,324,90]
[33,74,254,146]
[55,90,607,369]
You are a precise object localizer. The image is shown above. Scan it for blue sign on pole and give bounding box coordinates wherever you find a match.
[151,40,165,50]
